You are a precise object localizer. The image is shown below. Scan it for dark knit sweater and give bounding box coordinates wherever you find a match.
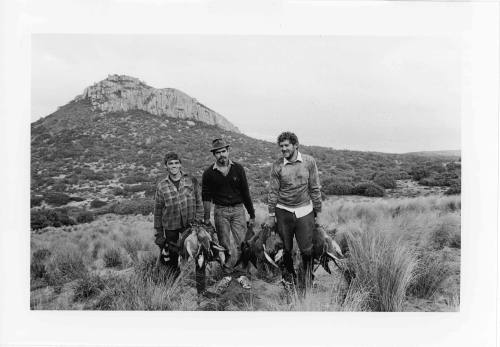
[202,161,255,218]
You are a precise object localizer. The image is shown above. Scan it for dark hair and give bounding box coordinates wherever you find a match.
[164,152,181,165]
[277,131,299,146]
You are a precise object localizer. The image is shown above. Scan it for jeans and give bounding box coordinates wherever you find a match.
[214,204,247,268]
[275,208,315,290]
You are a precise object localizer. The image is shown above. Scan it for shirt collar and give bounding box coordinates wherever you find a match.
[283,151,302,165]
[167,171,185,184]
[213,160,233,171]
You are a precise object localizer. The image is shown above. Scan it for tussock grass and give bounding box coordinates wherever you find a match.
[346,226,416,311]
[73,273,106,301]
[408,251,452,299]
[45,245,88,288]
[92,253,195,310]
[31,196,460,311]
[102,247,123,268]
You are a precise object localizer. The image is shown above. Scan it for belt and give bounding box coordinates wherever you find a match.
[215,202,243,208]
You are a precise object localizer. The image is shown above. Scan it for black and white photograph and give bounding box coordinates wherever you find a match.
[1,1,498,346]
[30,34,462,312]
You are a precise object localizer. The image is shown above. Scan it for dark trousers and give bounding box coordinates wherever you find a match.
[158,227,206,294]
[275,208,314,289]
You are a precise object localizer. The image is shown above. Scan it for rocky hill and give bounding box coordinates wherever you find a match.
[43,74,239,133]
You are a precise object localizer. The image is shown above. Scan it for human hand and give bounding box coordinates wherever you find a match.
[154,235,166,249]
[265,215,275,228]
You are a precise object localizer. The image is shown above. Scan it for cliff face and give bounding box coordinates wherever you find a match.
[74,74,240,133]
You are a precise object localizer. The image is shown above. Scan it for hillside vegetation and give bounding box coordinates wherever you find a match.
[31,100,460,229]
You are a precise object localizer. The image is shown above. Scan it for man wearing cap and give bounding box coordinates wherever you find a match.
[153,151,207,291]
[265,131,322,294]
[202,138,256,276]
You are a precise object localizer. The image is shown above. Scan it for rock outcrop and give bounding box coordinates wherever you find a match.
[75,74,240,133]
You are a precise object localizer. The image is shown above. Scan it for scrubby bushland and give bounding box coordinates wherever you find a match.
[352,182,385,197]
[31,208,76,230]
[106,198,154,216]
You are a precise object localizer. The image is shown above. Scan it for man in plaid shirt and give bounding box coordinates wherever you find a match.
[153,151,204,279]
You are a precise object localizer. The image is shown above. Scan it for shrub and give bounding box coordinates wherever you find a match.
[373,174,396,189]
[352,182,385,197]
[31,208,76,230]
[90,199,107,208]
[322,177,354,195]
[103,248,123,268]
[112,187,127,196]
[44,192,73,206]
[76,210,95,224]
[31,196,43,207]
[409,166,430,181]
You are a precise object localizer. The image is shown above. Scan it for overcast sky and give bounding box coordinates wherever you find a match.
[32,34,462,153]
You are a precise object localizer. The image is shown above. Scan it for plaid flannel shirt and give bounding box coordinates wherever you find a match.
[154,172,204,233]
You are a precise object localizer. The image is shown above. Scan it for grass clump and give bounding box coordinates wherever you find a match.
[45,246,87,287]
[102,247,123,268]
[407,251,452,299]
[346,228,416,311]
[73,273,106,301]
[92,253,192,310]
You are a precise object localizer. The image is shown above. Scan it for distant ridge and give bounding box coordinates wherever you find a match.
[403,150,461,158]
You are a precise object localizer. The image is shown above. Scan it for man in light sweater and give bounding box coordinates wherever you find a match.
[266,131,322,293]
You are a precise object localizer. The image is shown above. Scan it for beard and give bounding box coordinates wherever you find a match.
[217,156,228,166]
[282,148,295,160]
